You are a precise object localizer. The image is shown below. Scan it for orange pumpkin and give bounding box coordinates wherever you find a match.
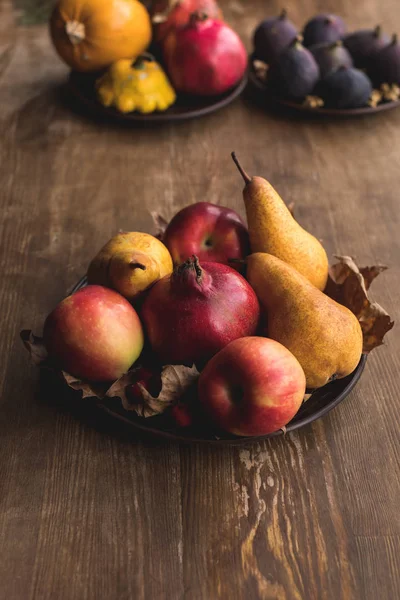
[50,0,152,72]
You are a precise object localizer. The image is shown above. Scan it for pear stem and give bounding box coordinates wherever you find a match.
[231,152,251,184]
[130,262,146,270]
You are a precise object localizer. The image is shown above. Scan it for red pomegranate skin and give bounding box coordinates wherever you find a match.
[163,14,247,96]
[152,0,222,43]
[163,202,249,266]
[140,258,260,365]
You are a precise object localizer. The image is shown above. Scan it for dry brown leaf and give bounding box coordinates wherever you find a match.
[380,83,400,102]
[327,255,394,352]
[20,330,48,365]
[368,89,382,108]
[107,364,199,418]
[61,371,109,399]
[252,59,269,82]
[151,211,169,240]
[303,95,324,109]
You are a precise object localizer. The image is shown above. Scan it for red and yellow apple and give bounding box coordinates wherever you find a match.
[163,202,249,266]
[43,285,144,382]
[198,337,306,436]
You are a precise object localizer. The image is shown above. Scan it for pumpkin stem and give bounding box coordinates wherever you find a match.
[66,20,86,45]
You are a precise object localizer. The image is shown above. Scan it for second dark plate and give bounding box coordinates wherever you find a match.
[248,67,400,117]
[67,70,247,123]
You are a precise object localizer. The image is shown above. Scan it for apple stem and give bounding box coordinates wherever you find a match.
[231,152,252,184]
[228,258,247,265]
[130,262,146,270]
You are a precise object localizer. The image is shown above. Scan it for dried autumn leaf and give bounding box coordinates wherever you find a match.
[327,255,394,352]
[302,95,324,109]
[151,211,169,240]
[61,371,109,400]
[107,364,200,418]
[104,367,152,412]
[252,59,269,82]
[20,330,48,365]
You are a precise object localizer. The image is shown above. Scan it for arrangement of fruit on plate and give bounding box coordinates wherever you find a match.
[251,9,400,111]
[49,0,247,116]
[22,154,393,442]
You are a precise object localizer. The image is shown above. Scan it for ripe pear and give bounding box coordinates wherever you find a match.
[247,253,363,389]
[87,232,173,301]
[231,152,329,291]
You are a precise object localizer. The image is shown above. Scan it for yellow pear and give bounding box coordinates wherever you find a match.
[232,152,329,291]
[87,232,173,301]
[247,253,363,389]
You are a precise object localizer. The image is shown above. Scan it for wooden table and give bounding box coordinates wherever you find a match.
[1,1,399,598]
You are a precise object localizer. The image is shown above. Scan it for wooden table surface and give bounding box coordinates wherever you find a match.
[1,0,399,598]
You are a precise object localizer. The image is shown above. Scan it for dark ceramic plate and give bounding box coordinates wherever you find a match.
[67,277,367,445]
[67,70,247,123]
[248,68,400,117]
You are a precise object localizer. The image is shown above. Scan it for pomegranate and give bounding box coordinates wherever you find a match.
[152,0,222,43]
[140,256,260,366]
[163,12,247,96]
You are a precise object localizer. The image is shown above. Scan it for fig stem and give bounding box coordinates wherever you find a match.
[279,8,287,19]
[130,262,146,270]
[373,25,382,37]
[391,32,398,44]
[231,152,252,184]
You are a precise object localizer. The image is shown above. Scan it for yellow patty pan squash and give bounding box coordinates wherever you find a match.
[96,55,176,114]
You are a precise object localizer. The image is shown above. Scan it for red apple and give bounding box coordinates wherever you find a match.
[198,337,306,436]
[43,285,144,382]
[163,202,249,266]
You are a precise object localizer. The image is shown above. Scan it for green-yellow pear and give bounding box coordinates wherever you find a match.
[88,232,173,301]
[247,253,363,389]
[231,152,329,291]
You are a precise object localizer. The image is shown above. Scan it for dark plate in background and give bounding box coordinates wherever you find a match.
[67,70,248,123]
[248,67,400,117]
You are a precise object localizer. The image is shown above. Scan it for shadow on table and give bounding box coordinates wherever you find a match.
[35,368,171,447]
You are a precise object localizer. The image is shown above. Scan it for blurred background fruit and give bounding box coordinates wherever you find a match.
[309,40,353,77]
[253,9,298,65]
[49,0,152,71]
[315,66,373,109]
[303,13,346,47]
[343,25,390,68]
[151,0,222,42]
[163,12,247,95]
[367,33,400,86]
[266,36,320,99]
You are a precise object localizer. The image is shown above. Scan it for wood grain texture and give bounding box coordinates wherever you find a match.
[0,1,399,598]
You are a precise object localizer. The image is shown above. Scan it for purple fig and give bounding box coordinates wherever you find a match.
[303,14,346,47]
[253,9,298,64]
[309,40,353,76]
[367,33,400,86]
[315,66,372,109]
[267,36,320,99]
[344,26,390,67]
